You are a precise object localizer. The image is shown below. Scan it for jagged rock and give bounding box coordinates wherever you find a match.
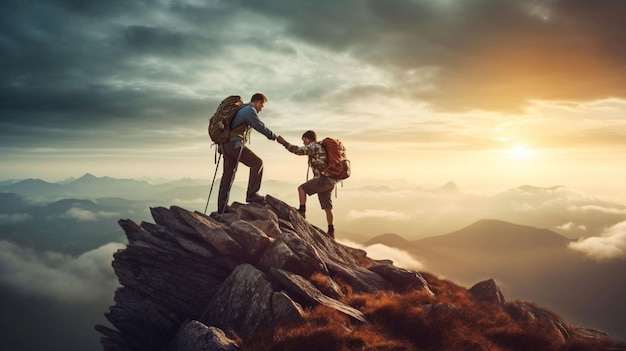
[259,231,328,277]
[98,196,433,350]
[369,263,433,294]
[171,206,246,256]
[234,204,282,238]
[505,301,571,344]
[270,268,368,323]
[103,287,184,350]
[168,321,240,351]
[469,278,505,304]
[112,242,226,317]
[326,260,392,293]
[150,206,198,236]
[227,219,273,258]
[270,291,305,325]
[201,264,275,335]
[95,195,626,351]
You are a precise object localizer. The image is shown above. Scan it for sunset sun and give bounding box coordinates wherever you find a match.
[510,144,533,160]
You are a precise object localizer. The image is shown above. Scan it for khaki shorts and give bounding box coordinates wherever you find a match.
[300,176,336,209]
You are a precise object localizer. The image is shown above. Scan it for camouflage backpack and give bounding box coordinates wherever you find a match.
[208,95,245,144]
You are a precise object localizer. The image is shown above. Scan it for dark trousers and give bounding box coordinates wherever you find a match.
[217,141,263,212]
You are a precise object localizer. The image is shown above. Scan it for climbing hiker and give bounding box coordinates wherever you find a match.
[277,130,339,238]
[216,93,282,214]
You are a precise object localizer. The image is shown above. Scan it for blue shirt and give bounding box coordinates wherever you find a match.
[230,103,276,147]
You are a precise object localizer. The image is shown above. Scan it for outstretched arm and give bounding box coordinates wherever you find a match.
[239,105,277,140]
[278,138,317,156]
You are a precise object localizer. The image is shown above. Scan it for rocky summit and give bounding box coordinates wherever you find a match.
[95,195,623,351]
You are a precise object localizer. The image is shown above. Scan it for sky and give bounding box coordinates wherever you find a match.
[1,0,625,201]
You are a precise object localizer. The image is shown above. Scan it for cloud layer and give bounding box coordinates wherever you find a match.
[569,221,626,261]
[0,241,124,303]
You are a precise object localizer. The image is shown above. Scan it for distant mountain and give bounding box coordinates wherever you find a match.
[365,232,410,247]
[0,173,210,201]
[0,179,20,186]
[2,178,68,198]
[64,173,153,198]
[416,218,570,251]
[435,181,462,194]
[0,192,28,212]
[0,193,143,254]
[367,219,626,341]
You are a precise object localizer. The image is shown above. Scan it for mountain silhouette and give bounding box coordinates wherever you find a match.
[416,218,570,250]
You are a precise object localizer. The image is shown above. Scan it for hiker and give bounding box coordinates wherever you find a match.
[217,93,281,213]
[277,130,337,238]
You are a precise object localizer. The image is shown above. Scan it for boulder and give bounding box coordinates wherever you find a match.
[469,279,505,304]
[168,321,240,351]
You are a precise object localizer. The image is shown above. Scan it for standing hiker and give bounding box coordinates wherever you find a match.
[217,93,280,213]
[277,130,337,238]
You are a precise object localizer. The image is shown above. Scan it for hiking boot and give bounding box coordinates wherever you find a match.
[246,193,265,203]
[212,205,234,216]
[326,227,335,239]
[221,205,236,213]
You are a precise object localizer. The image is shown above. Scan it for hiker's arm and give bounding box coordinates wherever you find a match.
[280,140,314,156]
[241,107,277,140]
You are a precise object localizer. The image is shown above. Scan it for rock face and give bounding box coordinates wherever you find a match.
[96,196,432,350]
[96,195,617,350]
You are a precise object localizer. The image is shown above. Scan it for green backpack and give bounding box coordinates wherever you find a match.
[208,95,245,144]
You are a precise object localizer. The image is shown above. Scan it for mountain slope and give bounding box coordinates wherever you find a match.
[95,198,625,350]
[369,219,626,342]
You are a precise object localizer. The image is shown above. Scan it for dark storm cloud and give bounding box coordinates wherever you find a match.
[0,0,243,150]
[241,0,626,111]
[2,0,625,154]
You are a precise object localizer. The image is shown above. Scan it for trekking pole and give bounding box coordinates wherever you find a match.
[219,142,245,216]
[203,150,222,214]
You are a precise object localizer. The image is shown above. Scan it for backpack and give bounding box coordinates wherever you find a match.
[321,137,351,180]
[208,95,245,144]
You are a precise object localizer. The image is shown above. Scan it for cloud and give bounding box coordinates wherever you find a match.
[334,183,626,241]
[556,222,587,232]
[0,213,32,224]
[62,207,119,221]
[339,239,424,271]
[568,221,626,261]
[244,0,626,112]
[0,241,124,303]
[347,209,411,221]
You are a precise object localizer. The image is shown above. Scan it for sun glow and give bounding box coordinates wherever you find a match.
[510,144,533,160]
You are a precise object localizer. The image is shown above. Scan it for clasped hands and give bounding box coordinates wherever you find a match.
[276,135,287,145]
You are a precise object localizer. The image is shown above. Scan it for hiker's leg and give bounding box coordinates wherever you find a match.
[298,179,319,214]
[238,147,263,198]
[298,185,307,206]
[318,190,333,224]
[324,208,334,226]
[317,177,336,238]
[217,142,238,212]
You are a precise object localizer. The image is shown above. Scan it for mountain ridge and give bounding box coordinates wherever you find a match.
[95,197,625,350]
[367,219,626,341]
